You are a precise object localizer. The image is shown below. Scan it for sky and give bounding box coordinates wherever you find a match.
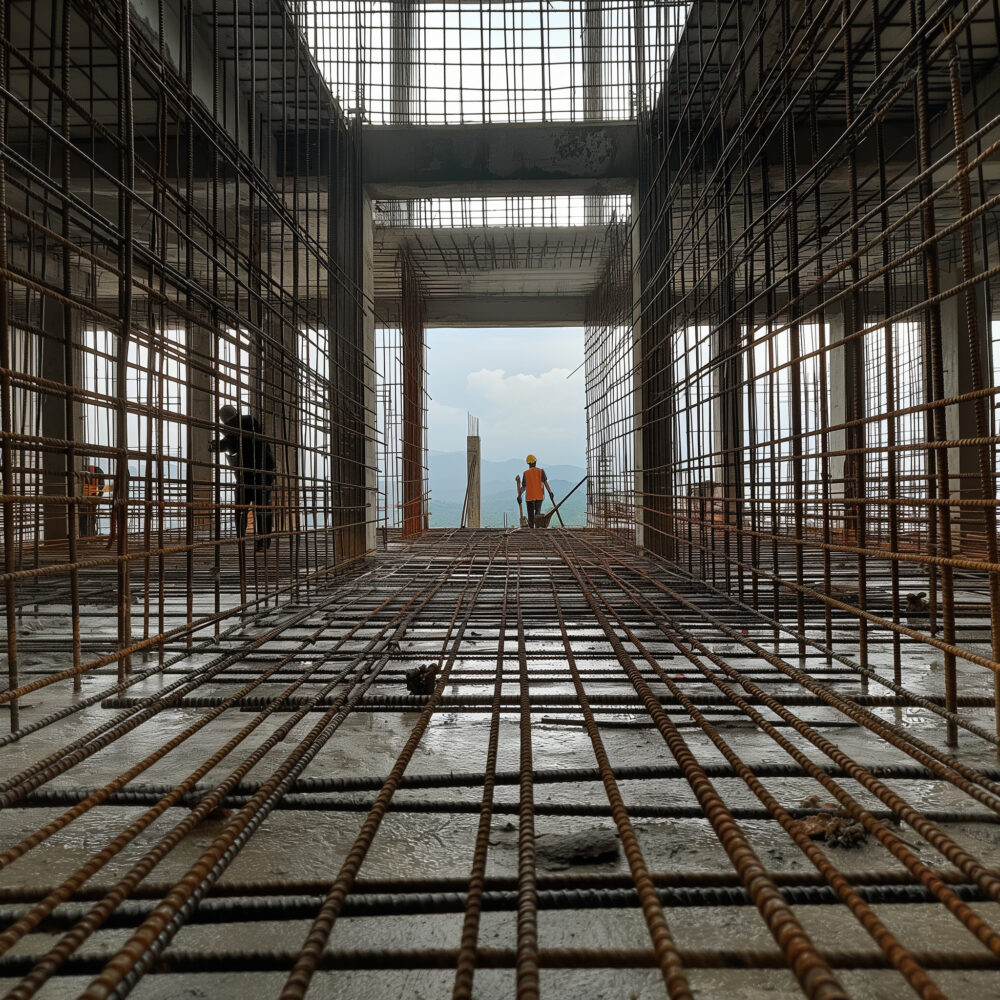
[426,327,586,467]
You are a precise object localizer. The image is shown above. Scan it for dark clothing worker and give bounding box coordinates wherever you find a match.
[210,404,276,550]
[517,454,555,529]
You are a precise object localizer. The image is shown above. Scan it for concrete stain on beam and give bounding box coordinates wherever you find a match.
[364,121,638,195]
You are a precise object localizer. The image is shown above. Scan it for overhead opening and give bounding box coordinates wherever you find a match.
[294,0,690,124]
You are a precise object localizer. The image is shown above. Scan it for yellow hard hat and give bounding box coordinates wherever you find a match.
[526,454,536,464]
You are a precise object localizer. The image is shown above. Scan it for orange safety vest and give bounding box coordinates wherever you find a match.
[523,467,544,502]
[82,465,104,497]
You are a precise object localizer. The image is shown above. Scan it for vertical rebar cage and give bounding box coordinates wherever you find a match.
[0,0,371,723]
[581,0,1000,742]
[3,2,1000,997]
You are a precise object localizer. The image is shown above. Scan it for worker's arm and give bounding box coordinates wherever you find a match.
[210,431,238,455]
[542,469,555,500]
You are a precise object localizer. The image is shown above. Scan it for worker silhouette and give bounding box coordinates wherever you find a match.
[210,404,276,550]
[517,454,555,529]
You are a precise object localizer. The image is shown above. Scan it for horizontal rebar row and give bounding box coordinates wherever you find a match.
[0,530,998,999]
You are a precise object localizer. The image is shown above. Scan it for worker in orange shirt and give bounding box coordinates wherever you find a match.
[517,454,555,529]
[79,464,106,537]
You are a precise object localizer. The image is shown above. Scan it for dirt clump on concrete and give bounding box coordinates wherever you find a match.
[405,663,438,695]
[798,796,867,848]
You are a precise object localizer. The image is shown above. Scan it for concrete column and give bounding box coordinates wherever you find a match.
[940,267,993,545]
[262,310,298,549]
[638,278,674,559]
[466,433,481,528]
[39,296,72,540]
[827,298,864,542]
[583,2,603,119]
[363,195,378,553]
[713,302,744,556]
[390,2,414,125]
[632,0,647,116]
[583,2,603,226]
[187,320,214,534]
[630,186,644,546]
[827,301,848,538]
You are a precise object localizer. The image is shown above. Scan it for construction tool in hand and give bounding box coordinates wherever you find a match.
[537,475,586,528]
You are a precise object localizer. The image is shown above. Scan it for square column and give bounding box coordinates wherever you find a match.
[827,300,863,541]
[940,268,993,546]
[262,310,299,551]
[638,279,674,560]
[187,320,215,536]
[466,431,481,529]
[39,296,75,540]
[401,257,426,537]
[363,195,378,553]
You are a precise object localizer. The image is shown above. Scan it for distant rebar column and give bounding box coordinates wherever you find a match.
[467,414,481,530]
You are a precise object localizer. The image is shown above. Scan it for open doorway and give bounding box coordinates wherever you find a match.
[425,327,587,527]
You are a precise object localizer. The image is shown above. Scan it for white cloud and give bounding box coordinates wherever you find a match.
[426,398,469,453]
[469,367,578,418]
[466,367,585,461]
[423,329,587,463]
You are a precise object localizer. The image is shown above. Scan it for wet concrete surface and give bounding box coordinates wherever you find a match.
[2,555,1000,998]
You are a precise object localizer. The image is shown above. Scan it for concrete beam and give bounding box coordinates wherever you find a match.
[363,122,637,198]
[376,294,588,328]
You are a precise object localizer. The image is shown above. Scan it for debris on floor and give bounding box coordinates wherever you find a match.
[798,796,867,848]
[490,823,621,870]
[199,806,234,824]
[535,828,621,869]
[405,663,439,695]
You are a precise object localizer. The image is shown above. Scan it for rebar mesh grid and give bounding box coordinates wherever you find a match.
[373,195,631,229]
[375,255,429,538]
[291,1,690,125]
[1,0,371,731]
[1,530,999,999]
[582,0,1000,748]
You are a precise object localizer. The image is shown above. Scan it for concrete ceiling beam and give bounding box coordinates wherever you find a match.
[363,121,638,198]
[375,294,589,328]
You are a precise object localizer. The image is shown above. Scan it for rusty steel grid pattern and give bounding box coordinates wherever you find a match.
[1,0,372,734]
[2,0,1000,997]
[586,0,1000,755]
[0,531,998,998]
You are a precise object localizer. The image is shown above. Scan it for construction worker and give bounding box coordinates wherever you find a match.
[210,404,276,550]
[517,454,555,529]
[79,464,106,537]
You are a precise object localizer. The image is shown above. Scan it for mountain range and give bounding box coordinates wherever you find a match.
[426,451,587,527]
